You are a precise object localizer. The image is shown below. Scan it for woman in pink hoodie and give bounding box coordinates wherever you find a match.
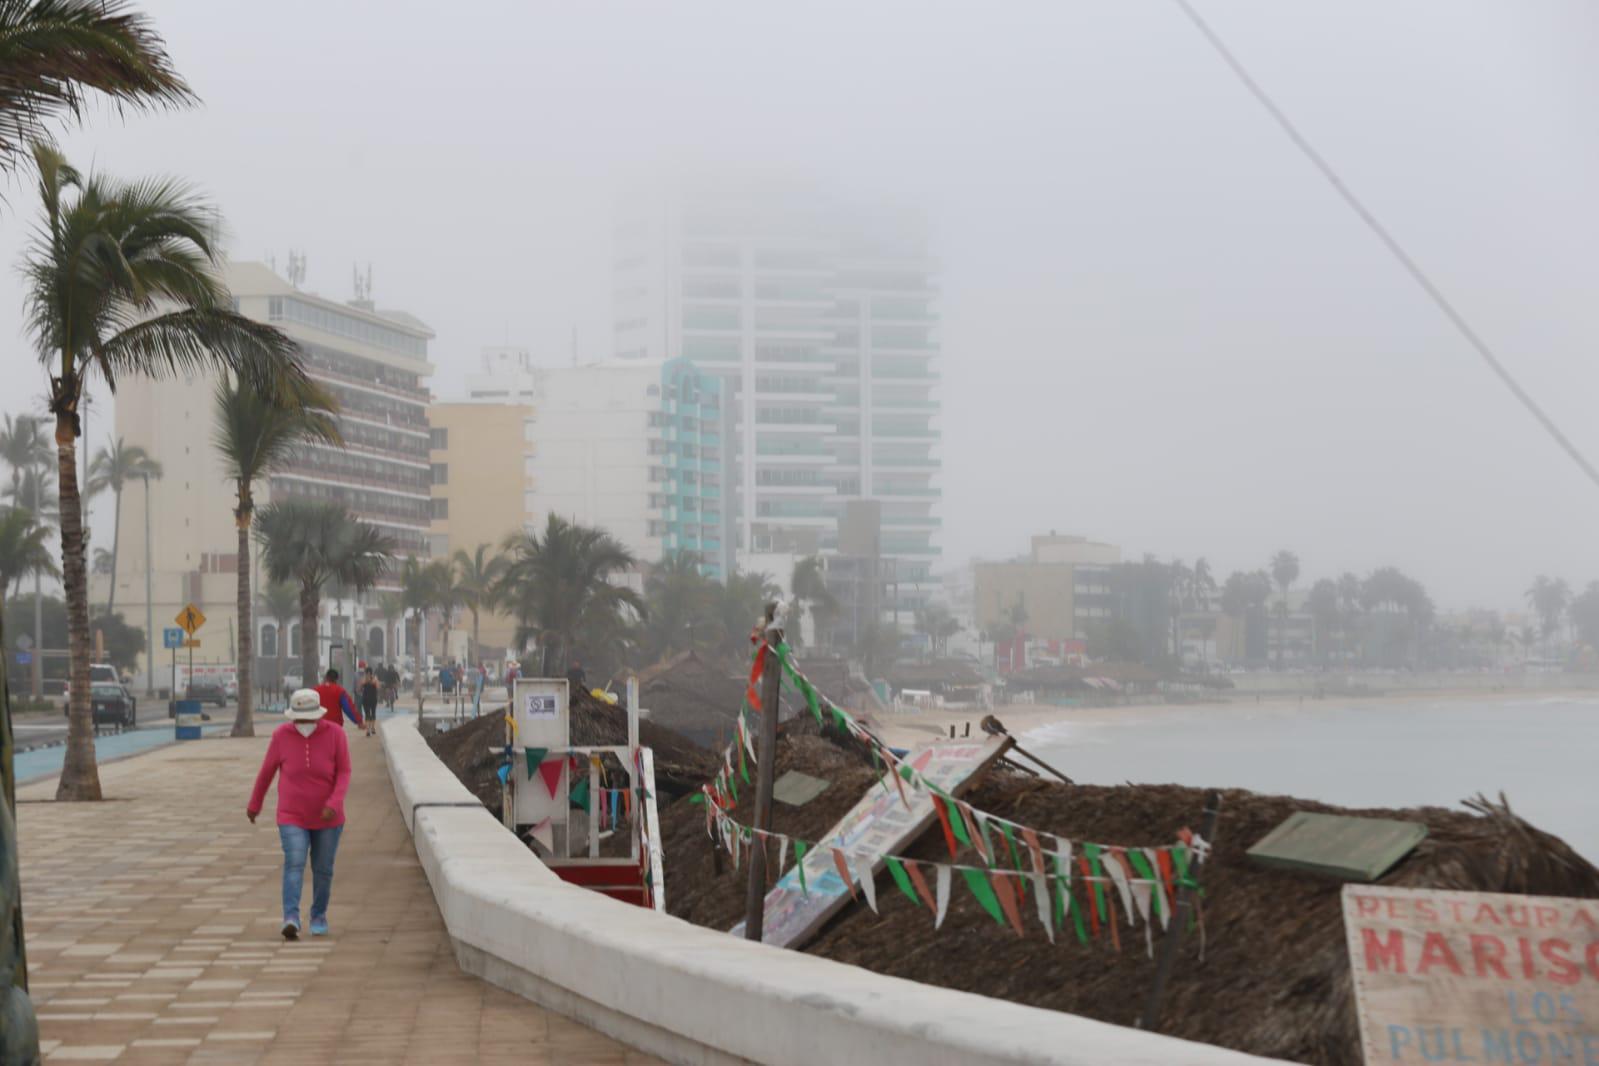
[247,688,352,940]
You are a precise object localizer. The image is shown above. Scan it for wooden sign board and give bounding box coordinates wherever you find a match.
[730,735,1012,948]
[1343,885,1599,1063]
[1249,812,1426,881]
[773,770,830,808]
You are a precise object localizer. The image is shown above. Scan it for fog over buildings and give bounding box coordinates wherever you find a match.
[4,0,1599,612]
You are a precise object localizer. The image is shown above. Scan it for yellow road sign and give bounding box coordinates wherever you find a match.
[183,639,201,649]
[175,603,206,636]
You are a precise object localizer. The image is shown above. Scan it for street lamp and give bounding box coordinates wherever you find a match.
[141,472,155,696]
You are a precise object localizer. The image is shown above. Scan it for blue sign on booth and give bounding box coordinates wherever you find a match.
[14,651,29,666]
[162,627,185,650]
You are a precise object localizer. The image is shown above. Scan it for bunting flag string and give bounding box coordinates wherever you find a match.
[703,801,1203,953]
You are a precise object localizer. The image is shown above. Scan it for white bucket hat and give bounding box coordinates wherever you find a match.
[285,688,323,721]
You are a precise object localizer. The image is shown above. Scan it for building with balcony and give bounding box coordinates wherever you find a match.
[611,181,941,628]
[103,260,435,685]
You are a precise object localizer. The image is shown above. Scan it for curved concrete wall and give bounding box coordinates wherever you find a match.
[381,717,1284,1066]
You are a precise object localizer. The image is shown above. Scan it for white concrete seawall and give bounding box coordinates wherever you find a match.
[381,716,1286,1066]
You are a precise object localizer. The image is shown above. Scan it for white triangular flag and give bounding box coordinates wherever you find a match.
[934,865,952,929]
[1131,880,1155,957]
[1102,851,1135,926]
[1144,847,1170,931]
[741,713,757,762]
[530,817,553,855]
[777,836,790,879]
[854,855,878,914]
[1032,871,1055,944]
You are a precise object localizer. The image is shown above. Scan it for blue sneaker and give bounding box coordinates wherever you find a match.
[309,916,328,937]
[281,918,300,941]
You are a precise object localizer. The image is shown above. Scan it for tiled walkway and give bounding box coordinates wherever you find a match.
[18,724,661,1064]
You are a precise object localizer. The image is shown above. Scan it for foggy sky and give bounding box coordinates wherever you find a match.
[3,0,1596,613]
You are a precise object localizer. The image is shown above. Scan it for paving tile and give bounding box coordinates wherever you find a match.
[20,727,661,1064]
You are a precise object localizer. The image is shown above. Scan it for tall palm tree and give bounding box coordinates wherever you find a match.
[25,146,305,801]
[496,514,642,676]
[259,581,298,700]
[453,543,504,667]
[1269,550,1300,670]
[255,500,392,686]
[424,557,463,667]
[84,436,160,617]
[1526,575,1571,647]
[375,590,405,667]
[715,568,780,661]
[0,507,56,605]
[213,375,338,737]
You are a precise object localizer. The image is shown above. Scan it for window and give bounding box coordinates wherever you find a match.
[431,498,449,520]
[260,623,278,658]
[429,428,448,449]
[288,624,302,658]
[431,463,448,485]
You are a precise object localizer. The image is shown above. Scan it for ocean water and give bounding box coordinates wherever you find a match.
[1023,694,1598,862]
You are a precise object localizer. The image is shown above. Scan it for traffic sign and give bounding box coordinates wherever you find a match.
[162,627,185,650]
[175,604,206,636]
[14,651,30,666]
[183,639,201,649]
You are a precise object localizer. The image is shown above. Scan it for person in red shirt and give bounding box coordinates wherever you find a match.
[247,689,352,940]
[315,668,362,729]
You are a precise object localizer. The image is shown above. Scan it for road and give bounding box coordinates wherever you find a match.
[10,700,234,753]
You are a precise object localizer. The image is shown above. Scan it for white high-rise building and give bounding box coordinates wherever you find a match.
[611,181,941,623]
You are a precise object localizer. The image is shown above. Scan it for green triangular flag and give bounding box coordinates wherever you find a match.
[945,796,971,846]
[997,821,1023,871]
[524,746,547,777]
[793,840,809,895]
[960,868,1006,927]
[884,856,918,907]
[1125,849,1163,922]
[569,776,590,812]
[1083,843,1107,923]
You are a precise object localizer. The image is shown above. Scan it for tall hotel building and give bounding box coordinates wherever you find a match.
[610,183,942,624]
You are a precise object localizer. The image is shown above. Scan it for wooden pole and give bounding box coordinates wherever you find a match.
[1136,789,1221,1032]
[743,604,783,942]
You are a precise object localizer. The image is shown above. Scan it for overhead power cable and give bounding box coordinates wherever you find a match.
[1173,0,1599,492]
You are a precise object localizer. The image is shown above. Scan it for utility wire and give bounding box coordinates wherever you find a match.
[1172,0,1599,492]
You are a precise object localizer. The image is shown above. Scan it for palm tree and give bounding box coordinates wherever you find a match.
[399,555,433,685]
[259,581,298,700]
[25,147,305,802]
[375,590,405,668]
[715,568,780,661]
[639,551,719,663]
[0,507,57,606]
[789,554,836,648]
[213,375,339,737]
[256,501,393,685]
[452,544,504,667]
[1269,550,1300,670]
[84,436,160,617]
[424,557,464,668]
[0,0,193,174]
[1526,575,1571,648]
[496,514,642,676]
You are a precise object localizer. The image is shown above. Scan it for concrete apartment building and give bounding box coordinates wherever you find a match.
[611,181,941,627]
[461,349,730,581]
[427,402,534,658]
[973,534,1123,643]
[103,260,435,685]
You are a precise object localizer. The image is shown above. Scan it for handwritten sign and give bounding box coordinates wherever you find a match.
[731,735,1011,948]
[1342,885,1599,1064]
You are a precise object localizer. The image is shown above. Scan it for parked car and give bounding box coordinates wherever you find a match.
[64,663,121,705]
[90,683,135,730]
[223,677,239,701]
[184,679,227,708]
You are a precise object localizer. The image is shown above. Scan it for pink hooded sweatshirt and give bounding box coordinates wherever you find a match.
[247,720,352,829]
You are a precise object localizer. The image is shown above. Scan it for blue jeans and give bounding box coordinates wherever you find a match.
[278,824,343,923]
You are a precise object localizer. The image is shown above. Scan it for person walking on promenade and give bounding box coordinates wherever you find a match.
[315,668,362,729]
[246,689,352,941]
[358,668,380,736]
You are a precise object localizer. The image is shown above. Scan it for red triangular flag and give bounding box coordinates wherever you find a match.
[538,757,564,798]
[991,871,1027,937]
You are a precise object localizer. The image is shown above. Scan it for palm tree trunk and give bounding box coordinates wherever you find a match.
[275,612,287,702]
[300,587,319,684]
[54,413,100,802]
[230,502,254,737]
[471,607,480,669]
[107,487,122,616]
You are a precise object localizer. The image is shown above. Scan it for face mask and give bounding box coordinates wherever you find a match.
[294,722,316,737]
